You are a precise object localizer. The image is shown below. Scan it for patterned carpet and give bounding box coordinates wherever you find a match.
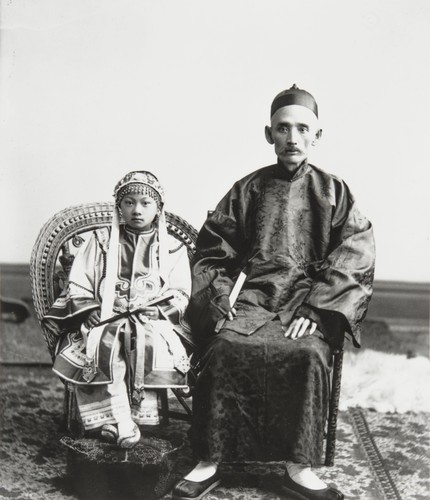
[0,366,428,500]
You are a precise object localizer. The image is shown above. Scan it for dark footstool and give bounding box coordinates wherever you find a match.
[61,434,182,499]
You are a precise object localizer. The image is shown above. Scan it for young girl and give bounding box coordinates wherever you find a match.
[43,171,191,448]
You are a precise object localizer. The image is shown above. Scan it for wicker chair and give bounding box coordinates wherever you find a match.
[30,201,344,466]
[30,202,198,433]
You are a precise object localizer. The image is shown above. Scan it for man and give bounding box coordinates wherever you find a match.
[173,85,375,500]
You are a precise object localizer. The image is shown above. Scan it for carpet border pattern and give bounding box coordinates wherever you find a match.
[349,407,401,500]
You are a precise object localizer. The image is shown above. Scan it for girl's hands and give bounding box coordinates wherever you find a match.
[83,309,101,329]
[138,306,160,321]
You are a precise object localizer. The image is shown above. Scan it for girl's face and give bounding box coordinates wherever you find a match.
[119,193,159,231]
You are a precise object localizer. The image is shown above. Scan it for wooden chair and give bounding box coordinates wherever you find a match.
[30,201,344,465]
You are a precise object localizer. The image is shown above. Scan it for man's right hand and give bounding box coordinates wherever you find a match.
[226,307,237,321]
[83,309,101,329]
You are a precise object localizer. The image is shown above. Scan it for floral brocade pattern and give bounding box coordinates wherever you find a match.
[189,162,375,345]
[191,321,332,465]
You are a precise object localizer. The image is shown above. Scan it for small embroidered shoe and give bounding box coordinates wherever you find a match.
[172,470,221,499]
[100,424,119,444]
[280,469,344,500]
[117,423,141,449]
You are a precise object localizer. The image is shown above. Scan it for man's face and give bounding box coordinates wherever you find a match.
[119,193,159,231]
[265,105,321,172]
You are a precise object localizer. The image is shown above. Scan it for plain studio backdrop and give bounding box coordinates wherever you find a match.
[1,0,429,283]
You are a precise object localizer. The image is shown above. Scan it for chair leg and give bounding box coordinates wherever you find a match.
[171,388,193,417]
[63,383,84,437]
[159,389,170,426]
[62,384,73,433]
[325,344,345,466]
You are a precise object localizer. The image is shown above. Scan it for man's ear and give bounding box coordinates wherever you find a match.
[265,125,274,144]
[312,128,323,146]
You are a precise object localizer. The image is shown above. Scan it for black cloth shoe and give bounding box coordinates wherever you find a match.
[280,469,344,500]
[172,470,221,500]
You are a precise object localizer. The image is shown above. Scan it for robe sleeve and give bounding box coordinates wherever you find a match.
[42,231,104,336]
[154,242,194,348]
[185,183,249,338]
[295,303,347,349]
[301,181,375,346]
[159,243,191,320]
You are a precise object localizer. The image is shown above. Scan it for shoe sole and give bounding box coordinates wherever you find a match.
[279,485,310,500]
[117,425,141,449]
[280,484,345,500]
[100,430,118,444]
[172,479,221,500]
[117,435,141,449]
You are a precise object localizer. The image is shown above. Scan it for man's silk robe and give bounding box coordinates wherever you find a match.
[187,161,375,464]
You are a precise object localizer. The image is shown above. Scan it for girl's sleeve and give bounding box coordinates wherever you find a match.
[158,243,191,328]
[42,232,102,327]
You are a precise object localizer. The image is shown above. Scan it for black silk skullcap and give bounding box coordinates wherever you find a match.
[270,84,318,118]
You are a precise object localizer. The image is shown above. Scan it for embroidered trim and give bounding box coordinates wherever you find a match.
[169,242,184,254]
[174,289,190,301]
[97,243,107,302]
[131,412,160,426]
[78,394,131,430]
[69,281,94,295]
[79,407,131,429]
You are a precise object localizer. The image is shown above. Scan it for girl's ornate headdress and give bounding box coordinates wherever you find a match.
[114,171,165,209]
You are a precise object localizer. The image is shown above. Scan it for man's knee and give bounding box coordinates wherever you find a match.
[290,337,331,368]
[207,333,237,358]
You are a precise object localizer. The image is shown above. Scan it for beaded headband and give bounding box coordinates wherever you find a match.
[114,171,165,209]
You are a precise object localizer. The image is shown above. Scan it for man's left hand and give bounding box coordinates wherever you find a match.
[284,317,317,339]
